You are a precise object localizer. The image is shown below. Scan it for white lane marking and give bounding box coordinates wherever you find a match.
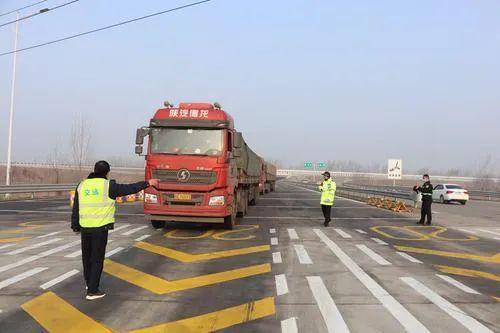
[495,237,500,241]
[281,317,298,333]
[36,231,62,238]
[371,238,388,246]
[294,245,313,264]
[459,229,477,234]
[0,240,80,274]
[7,238,62,255]
[356,244,391,266]
[273,252,283,264]
[314,229,429,333]
[355,229,367,234]
[334,229,352,239]
[271,237,279,246]
[306,276,349,333]
[0,244,15,250]
[270,228,276,234]
[436,274,480,295]
[121,226,148,236]
[0,267,48,290]
[260,198,318,201]
[135,234,151,242]
[108,224,131,233]
[401,277,493,333]
[105,247,124,258]
[65,250,81,258]
[397,252,423,264]
[40,269,79,290]
[245,216,415,220]
[275,274,289,296]
[287,228,299,240]
[477,229,500,237]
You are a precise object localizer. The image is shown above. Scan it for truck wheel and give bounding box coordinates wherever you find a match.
[151,220,165,229]
[249,186,259,206]
[224,209,236,229]
[270,183,275,192]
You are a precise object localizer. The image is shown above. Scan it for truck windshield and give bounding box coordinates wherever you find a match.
[150,128,223,156]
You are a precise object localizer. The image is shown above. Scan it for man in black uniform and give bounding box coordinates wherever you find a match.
[71,161,158,300]
[413,174,433,225]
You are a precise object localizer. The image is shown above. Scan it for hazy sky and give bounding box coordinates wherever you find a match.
[0,0,499,173]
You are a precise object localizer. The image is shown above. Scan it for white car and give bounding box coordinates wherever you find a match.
[432,184,469,205]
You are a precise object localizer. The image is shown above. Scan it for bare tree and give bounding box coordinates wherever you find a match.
[71,114,91,174]
[474,154,494,191]
[47,144,64,183]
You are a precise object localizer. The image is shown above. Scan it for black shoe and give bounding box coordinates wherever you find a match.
[86,290,106,300]
[416,221,424,225]
[425,222,431,225]
[324,220,330,227]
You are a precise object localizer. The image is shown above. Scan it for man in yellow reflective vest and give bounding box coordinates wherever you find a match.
[71,160,158,300]
[319,171,336,227]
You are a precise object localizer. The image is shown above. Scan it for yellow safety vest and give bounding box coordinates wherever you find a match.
[77,178,115,228]
[319,179,336,206]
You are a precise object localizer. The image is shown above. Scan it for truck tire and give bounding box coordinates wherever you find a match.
[151,220,165,229]
[249,186,259,206]
[270,182,275,192]
[236,190,247,217]
[224,193,238,230]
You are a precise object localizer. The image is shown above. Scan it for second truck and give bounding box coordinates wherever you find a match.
[135,102,276,229]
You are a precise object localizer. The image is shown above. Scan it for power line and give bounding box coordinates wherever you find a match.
[0,0,81,29]
[0,0,212,57]
[0,0,48,18]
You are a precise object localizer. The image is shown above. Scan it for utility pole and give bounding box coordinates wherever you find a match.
[5,12,19,186]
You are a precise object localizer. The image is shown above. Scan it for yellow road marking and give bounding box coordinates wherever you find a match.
[396,246,500,264]
[371,226,478,241]
[0,236,29,243]
[0,221,44,235]
[435,265,500,282]
[164,229,215,239]
[212,225,259,241]
[493,296,500,302]
[104,260,271,294]
[134,241,270,263]
[22,292,113,333]
[129,296,275,333]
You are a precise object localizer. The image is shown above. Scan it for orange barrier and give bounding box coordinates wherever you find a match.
[125,194,136,203]
[367,196,412,214]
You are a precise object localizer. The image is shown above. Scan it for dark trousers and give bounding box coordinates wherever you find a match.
[321,205,332,222]
[81,230,108,293]
[420,199,432,224]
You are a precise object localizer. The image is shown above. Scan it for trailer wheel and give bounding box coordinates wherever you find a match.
[151,220,165,229]
[270,182,275,192]
[249,186,259,206]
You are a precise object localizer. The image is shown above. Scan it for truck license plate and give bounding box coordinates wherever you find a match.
[174,193,191,201]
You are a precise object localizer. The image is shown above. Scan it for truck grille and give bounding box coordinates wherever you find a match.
[152,169,217,184]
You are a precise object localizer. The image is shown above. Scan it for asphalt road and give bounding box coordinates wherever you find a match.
[0,181,498,332]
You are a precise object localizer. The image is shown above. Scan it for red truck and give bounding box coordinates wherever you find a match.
[135,102,276,229]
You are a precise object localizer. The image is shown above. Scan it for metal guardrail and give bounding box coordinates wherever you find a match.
[342,184,500,200]
[0,184,76,195]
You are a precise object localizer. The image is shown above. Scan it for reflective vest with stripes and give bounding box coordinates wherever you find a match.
[319,179,336,206]
[78,178,115,228]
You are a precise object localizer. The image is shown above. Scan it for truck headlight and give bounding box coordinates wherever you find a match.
[145,193,158,204]
[209,196,225,206]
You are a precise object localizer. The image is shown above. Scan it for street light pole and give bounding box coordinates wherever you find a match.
[5,12,20,186]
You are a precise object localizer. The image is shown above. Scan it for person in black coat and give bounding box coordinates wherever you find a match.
[413,174,433,225]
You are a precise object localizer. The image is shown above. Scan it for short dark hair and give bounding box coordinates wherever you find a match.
[423,174,429,178]
[94,160,110,176]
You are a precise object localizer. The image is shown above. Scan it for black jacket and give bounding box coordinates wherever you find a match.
[413,181,433,201]
[71,173,149,232]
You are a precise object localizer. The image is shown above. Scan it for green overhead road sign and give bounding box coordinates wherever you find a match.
[316,162,327,169]
[304,162,313,169]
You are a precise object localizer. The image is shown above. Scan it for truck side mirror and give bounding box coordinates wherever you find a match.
[136,127,149,145]
[234,132,243,149]
[135,145,143,155]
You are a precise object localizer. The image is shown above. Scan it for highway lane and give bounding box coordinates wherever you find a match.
[0,181,498,332]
